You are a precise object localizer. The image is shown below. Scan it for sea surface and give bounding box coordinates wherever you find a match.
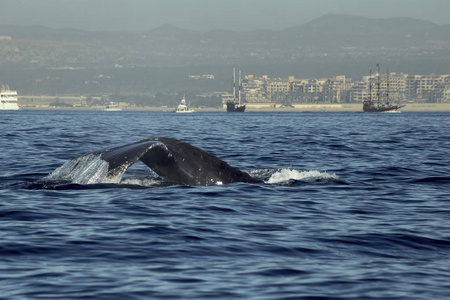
[1,110,449,299]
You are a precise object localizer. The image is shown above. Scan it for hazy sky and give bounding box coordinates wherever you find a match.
[1,0,449,32]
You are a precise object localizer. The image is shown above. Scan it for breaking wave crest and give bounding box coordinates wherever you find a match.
[266,169,339,184]
[120,177,165,187]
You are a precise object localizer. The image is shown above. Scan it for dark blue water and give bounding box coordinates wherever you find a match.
[1,110,449,299]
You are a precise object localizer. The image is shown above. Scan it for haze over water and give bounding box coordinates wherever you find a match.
[2,0,449,32]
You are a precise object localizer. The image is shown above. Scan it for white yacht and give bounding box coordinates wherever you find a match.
[174,95,194,113]
[104,102,122,111]
[0,88,20,110]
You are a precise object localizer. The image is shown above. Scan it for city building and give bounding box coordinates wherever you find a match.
[222,73,450,105]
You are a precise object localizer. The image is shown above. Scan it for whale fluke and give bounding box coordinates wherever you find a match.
[49,137,262,186]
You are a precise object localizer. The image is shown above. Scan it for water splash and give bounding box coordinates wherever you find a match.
[120,177,164,187]
[266,169,339,184]
[44,154,123,184]
[45,156,338,187]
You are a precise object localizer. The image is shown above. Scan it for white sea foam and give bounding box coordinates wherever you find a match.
[120,177,163,187]
[266,169,339,184]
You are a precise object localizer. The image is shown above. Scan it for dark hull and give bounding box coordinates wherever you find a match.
[226,101,246,112]
[363,101,404,113]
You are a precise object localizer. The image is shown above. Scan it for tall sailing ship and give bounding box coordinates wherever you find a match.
[226,68,246,112]
[363,64,404,113]
[0,87,20,110]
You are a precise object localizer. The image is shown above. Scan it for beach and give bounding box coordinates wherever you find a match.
[18,95,450,113]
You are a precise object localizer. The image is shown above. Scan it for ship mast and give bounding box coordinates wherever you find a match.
[369,68,372,103]
[232,67,236,100]
[376,63,381,107]
[238,70,241,106]
[386,68,390,105]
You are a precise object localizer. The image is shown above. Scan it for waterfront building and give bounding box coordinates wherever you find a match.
[266,78,290,101]
[415,75,450,102]
[241,75,267,103]
[443,86,450,102]
[322,76,349,103]
[360,72,408,103]
[228,72,450,105]
[349,80,368,103]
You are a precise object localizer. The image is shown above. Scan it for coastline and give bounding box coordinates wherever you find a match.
[18,103,450,112]
[16,95,450,112]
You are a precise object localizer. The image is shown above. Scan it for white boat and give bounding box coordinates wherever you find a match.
[0,88,20,110]
[174,95,194,113]
[104,102,122,111]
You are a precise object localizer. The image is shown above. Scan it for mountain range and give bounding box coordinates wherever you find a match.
[0,13,450,96]
[2,14,449,41]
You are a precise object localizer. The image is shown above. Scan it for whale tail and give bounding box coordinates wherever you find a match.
[46,137,262,186]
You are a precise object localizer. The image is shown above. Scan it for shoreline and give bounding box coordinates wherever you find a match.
[18,103,450,112]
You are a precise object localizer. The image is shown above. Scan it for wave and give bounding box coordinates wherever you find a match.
[411,176,450,185]
[265,169,339,184]
[318,233,450,254]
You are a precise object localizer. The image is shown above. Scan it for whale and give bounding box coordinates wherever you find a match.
[50,137,263,186]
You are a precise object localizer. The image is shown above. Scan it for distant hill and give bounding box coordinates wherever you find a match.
[1,13,448,45]
[280,14,447,47]
[287,13,437,35]
[0,14,449,75]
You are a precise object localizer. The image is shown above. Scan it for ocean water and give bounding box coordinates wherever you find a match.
[1,110,449,299]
